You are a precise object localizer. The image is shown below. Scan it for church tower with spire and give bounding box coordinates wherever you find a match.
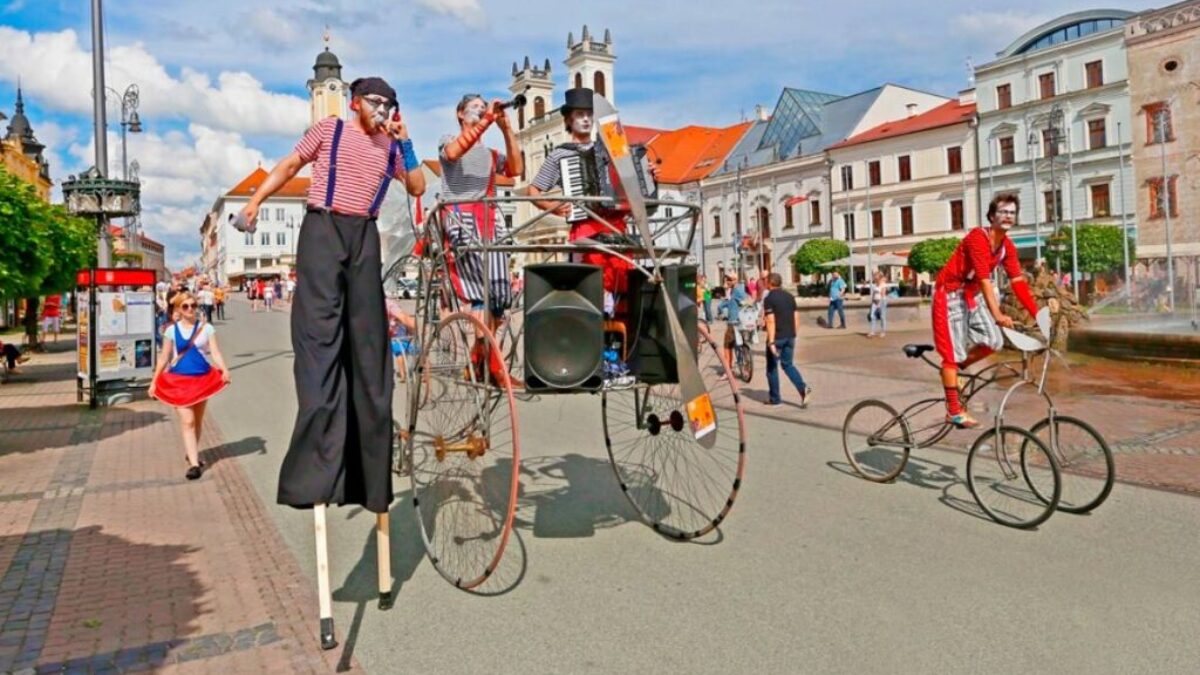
[1,83,52,200]
[307,28,348,124]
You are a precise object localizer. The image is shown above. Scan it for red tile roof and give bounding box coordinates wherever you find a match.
[108,225,164,249]
[647,122,754,185]
[828,100,976,150]
[624,125,667,146]
[226,167,311,198]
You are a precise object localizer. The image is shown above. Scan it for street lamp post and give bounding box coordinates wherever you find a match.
[90,0,110,267]
[106,84,142,181]
[1117,121,1132,307]
[1063,108,1080,300]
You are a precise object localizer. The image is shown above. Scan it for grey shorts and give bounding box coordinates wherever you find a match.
[934,291,1003,366]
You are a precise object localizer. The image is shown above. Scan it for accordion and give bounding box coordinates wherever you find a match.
[559,143,658,223]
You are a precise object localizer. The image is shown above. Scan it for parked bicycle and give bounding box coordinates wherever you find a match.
[842,308,1114,528]
[731,306,758,384]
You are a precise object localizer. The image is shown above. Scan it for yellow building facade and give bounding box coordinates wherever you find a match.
[1,87,51,201]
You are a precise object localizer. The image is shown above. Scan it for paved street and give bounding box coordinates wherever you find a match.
[2,297,1200,673]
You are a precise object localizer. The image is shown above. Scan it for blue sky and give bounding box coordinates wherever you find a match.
[0,0,1149,270]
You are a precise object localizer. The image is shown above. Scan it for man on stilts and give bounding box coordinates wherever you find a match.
[240,76,424,649]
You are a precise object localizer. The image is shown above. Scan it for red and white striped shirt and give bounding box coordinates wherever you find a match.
[295,117,407,217]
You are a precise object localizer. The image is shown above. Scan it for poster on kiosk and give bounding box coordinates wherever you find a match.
[77,269,157,383]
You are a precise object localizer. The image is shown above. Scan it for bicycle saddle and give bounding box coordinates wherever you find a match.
[903,344,934,359]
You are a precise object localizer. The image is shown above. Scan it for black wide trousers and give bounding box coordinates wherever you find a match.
[277,211,394,513]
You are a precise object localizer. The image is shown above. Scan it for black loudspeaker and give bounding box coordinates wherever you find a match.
[627,265,698,385]
[523,263,605,392]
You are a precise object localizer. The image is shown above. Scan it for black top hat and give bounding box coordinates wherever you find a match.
[560,87,593,115]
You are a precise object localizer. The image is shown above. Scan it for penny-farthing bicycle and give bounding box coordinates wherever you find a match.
[397,187,748,591]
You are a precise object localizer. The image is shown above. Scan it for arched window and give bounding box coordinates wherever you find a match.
[593,72,606,97]
[757,206,771,239]
[533,96,545,118]
[518,106,525,130]
[574,72,583,89]
[521,151,526,181]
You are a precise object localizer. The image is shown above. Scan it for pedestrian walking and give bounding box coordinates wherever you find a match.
[827,270,847,329]
[264,281,276,312]
[700,274,713,323]
[197,283,216,324]
[763,273,812,407]
[214,285,226,321]
[40,293,62,344]
[286,277,296,303]
[148,292,231,480]
[717,272,750,374]
[867,271,888,338]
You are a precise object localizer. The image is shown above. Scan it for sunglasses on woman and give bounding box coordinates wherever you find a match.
[180,303,196,310]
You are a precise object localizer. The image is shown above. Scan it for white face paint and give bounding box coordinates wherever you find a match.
[463,100,487,124]
[570,111,593,136]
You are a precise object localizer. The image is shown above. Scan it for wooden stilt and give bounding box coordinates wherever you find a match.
[376,512,394,610]
[314,504,337,650]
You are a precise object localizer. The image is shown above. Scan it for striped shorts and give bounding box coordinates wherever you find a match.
[932,289,1003,367]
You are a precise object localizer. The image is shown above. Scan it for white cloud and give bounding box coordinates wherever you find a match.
[414,0,487,28]
[240,8,302,49]
[2,1,25,14]
[0,26,309,138]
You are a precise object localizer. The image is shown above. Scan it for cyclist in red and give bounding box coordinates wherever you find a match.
[932,194,1039,428]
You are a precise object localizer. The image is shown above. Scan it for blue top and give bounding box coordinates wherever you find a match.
[170,323,212,376]
[828,277,846,300]
[719,283,749,323]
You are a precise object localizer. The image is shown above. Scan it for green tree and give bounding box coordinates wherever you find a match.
[1,166,98,345]
[791,238,850,277]
[1044,224,1134,276]
[907,237,961,275]
[0,166,51,297]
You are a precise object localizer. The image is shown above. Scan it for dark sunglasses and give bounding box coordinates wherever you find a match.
[180,303,196,310]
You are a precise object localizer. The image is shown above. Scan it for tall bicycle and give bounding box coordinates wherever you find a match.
[842,308,1114,527]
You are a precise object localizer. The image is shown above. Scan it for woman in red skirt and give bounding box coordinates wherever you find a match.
[149,292,232,479]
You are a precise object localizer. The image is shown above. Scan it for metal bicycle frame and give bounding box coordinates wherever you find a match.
[399,194,702,435]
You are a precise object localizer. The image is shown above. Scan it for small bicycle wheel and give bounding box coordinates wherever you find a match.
[967,426,1059,529]
[602,329,747,540]
[735,345,753,383]
[842,400,912,483]
[407,312,519,590]
[1027,415,1114,514]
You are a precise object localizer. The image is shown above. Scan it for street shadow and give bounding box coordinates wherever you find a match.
[507,455,638,539]
[0,405,167,456]
[0,526,205,673]
[228,350,293,373]
[200,435,268,469]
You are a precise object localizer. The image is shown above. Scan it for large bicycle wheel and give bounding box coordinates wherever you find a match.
[735,345,753,383]
[602,329,747,540]
[1027,415,1114,514]
[842,400,912,483]
[967,426,1059,529]
[406,312,519,590]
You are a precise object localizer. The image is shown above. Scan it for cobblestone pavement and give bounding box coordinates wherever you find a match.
[0,336,359,674]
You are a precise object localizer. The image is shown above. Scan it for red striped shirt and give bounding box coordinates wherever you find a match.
[936,227,1022,294]
[295,117,407,217]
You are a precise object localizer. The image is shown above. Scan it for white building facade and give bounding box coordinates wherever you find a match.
[698,84,948,283]
[827,93,980,285]
[974,9,1137,265]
